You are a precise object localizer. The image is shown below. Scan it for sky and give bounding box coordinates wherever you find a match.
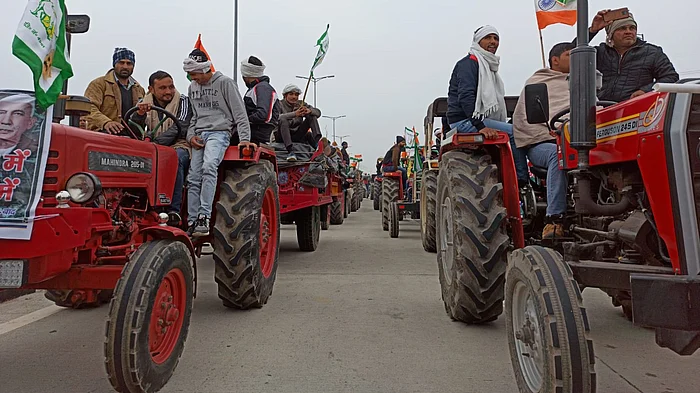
[1,0,698,172]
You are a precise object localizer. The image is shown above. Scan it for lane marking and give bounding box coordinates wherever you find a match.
[0,305,64,336]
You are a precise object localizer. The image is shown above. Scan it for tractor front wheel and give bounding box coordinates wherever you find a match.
[390,202,400,238]
[506,246,596,393]
[382,177,399,231]
[373,181,381,211]
[421,169,438,253]
[436,150,508,324]
[105,240,193,393]
[213,162,280,309]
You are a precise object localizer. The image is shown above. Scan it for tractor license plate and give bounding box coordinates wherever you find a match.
[0,260,26,288]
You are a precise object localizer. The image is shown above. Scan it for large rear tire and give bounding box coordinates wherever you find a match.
[330,197,344,225]
[297,206,321,251]
[506,246,596,393]
[105,240,193,393]
[390,202,400,238]
[382,177,399,231]
[436,150,508,324]
[213,162,280,309]
[421,169,438,253]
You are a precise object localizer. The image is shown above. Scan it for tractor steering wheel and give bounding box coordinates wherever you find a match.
[549,100,619,131]
[123,105,182,141]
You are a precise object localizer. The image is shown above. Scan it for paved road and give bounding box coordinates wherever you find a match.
[1,203,698,393]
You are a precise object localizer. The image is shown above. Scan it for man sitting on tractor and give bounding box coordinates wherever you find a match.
[240,55,280,145]
[582,9,679,101]
[275,84,323,162]
[129,71,193,223]
[381,136,408,193]
[84,47,146,135]
[183,49,253,237]
[446,25,528,184]
[513,42,574,239]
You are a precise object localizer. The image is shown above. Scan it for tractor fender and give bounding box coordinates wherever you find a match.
[141,226,198,297]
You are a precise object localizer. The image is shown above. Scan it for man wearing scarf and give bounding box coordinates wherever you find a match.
[240,56,279,145]
[581,9,678,102]
[275,84,322,162]
[84,47,145,135]
[513,42,575,239]
[183,49,253,237]
[129,71,192,222]
[446,25,528,183]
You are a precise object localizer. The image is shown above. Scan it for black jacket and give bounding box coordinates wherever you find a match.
[575,33,679,102]
[341,148,350,165]
[244,76,280,136]
[446,54,486,130]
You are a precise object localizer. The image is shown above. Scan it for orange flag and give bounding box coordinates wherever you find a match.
[193,34,215,72]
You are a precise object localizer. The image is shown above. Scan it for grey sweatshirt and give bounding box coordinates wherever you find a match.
[186,71,251,142]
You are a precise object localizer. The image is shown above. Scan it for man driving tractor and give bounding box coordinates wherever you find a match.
[84,47,146,135]
[381,135,408,193]
[129,70,193,223]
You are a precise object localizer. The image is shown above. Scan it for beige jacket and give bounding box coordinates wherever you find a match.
[512,68,570,148]
[84,70,145,131]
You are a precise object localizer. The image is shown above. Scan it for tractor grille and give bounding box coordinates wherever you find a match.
[41,150,60,207]
[687,94,700,232]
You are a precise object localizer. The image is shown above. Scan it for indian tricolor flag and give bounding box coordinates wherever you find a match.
[535,0,577,29]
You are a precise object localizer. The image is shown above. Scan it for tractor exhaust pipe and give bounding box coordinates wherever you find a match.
[569,0,633,216]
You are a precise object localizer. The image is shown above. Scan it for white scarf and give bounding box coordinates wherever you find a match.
[469,25,507,121]
[183,58,211,74]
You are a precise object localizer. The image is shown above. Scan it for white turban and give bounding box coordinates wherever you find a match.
[183,58,211,74]
[473,25,499,44]
[283,84,302,95]
[241,61,265,78]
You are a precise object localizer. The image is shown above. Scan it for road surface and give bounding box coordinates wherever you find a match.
[0,203,698,393]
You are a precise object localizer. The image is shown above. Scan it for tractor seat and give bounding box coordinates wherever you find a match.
[530,165,548,179]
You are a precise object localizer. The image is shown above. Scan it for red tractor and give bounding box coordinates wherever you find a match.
[434,3,700,392]
[276,139,341,251]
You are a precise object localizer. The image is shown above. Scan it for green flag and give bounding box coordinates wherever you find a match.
[12,0,73,110]
[310,24,329,76]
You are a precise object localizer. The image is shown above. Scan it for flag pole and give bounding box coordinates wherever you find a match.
[538,28,546,68]
[301,73,313,106]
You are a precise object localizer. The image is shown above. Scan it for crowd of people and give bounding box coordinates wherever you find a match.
[80,46,330,237]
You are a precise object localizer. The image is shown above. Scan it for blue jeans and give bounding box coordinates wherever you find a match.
[526,142,567,216]
[450,118,529,182]
[187,131,230,221]
[382,166,407,191]
[171,147,190,213]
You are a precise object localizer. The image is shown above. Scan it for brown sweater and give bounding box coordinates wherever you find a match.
[84,70,145,131]
[512,68,570,149]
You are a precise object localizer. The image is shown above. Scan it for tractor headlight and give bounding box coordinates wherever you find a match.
[65,173,102,203]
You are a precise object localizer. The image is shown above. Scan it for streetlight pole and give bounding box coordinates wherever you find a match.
[296,75,334,107]
[233,0,238,81]
[321,114,346,143]
[337,134,350,144]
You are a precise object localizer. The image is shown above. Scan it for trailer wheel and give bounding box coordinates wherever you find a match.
[382,177,399,231]
[213,162,280,309]
[330,197,344,225]
[390,202,400,238]
[421,169,438,253]
[321,204,330,230]
[297,206,321,251]
[105,240,193,393]
[436,150,508,324]
[506,246,596,393]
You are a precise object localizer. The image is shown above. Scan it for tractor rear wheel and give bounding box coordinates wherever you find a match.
[212,162,280,309]
[390,202,400,238]
[297,206,321,251]
[382,177,399,231]
[506,246,596,393]
[330,197,344,225]
[436,150,508,324]
[421,169,438,253]
[321,204,330,230]
[105,239,193,393]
